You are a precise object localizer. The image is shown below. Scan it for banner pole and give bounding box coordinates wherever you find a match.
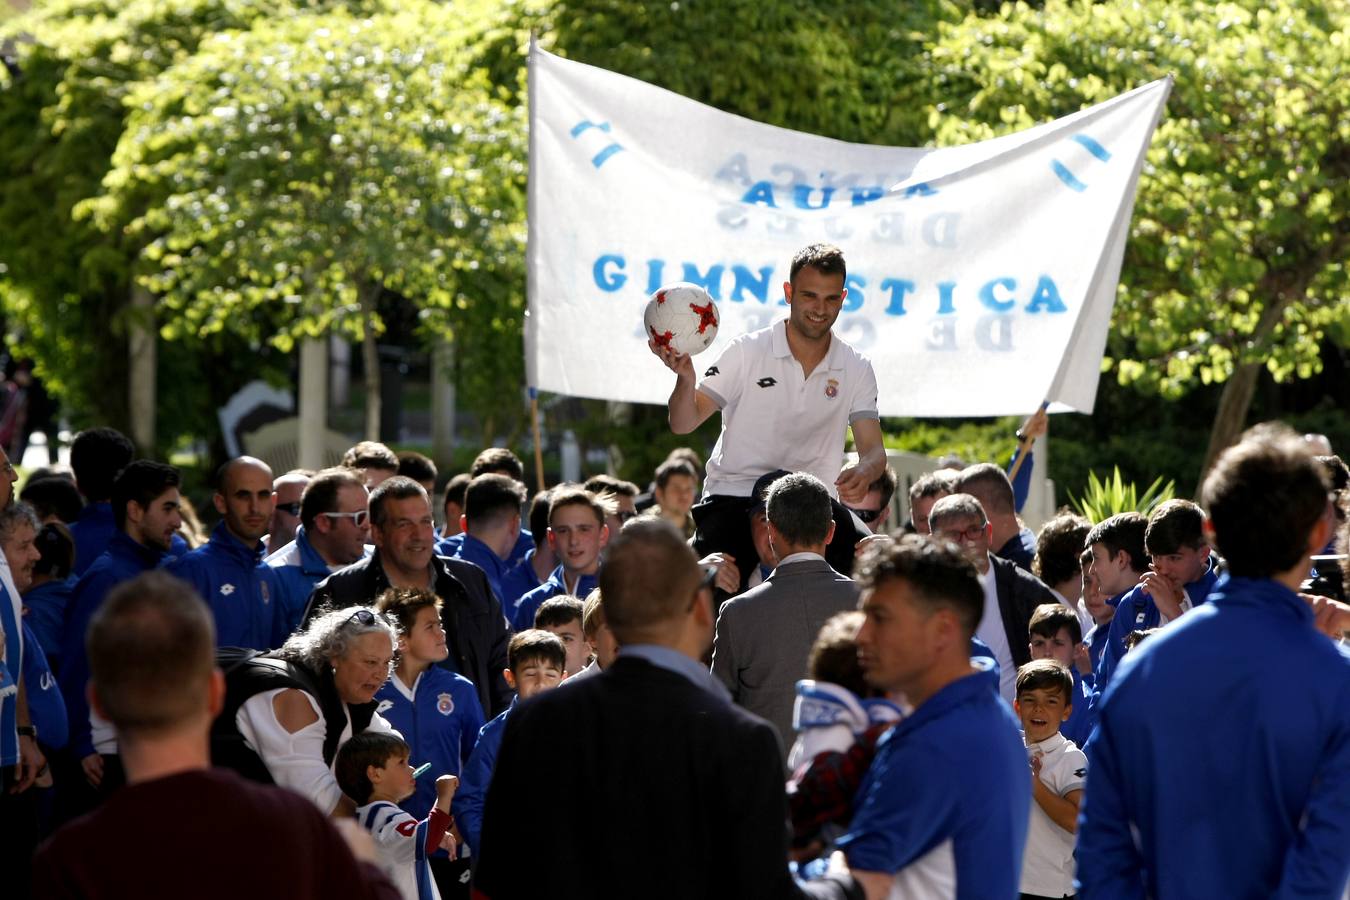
[1008,399,1049,483]
[530,388,545,490]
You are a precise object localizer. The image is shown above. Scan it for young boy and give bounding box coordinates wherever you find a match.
[1096,500,1219,690]
[787,610,902,776]
[533,595,590,678]
[335,732,459,900]
[1027,603,1096,748]
[510,488,611,631]
[373,587,484,895]
[573,588,620,680]
[1078,547,1114,673]
[1014,659,1087,900]
[451,630,566,854]
[650,459,698,538]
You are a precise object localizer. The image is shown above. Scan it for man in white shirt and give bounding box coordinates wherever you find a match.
[649,243,886,591]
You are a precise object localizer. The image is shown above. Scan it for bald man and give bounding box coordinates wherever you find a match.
[266,470,312,554]
[166,457,286,651]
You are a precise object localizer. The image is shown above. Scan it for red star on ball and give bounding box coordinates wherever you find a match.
[690,301,718,334]
[649,326,674,349]
[655,290,667,304]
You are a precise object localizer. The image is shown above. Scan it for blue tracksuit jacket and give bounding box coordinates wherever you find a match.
[375,666,485,822]
[452,698,515,855]
[1059,668,1096,749]
[837,662,1030,899]
[436,529,533,570]
[166,521,286,651]
[1093,561,1219,693]
[450,534,510,607]
[1078,575,1350,899]
[60,531,167,756]
[498,550,543,613]
[264,526,338,634]
[510,566,598,632]
[22,576,75,675]
[21,620,67,751]
[69,502,116,577]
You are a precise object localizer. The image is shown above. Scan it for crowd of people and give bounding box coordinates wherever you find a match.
[3,243,1348,900]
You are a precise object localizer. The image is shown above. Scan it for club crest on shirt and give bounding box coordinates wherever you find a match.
[437,692,455,716]
[825,378,839,399]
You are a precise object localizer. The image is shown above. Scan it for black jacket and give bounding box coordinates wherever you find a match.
[476,657,803,899]
[302,552,513,716]
[991,554,1059,670]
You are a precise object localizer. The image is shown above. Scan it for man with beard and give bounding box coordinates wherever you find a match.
[169,457,286,651]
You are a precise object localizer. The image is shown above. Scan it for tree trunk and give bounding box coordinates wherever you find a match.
[1196,361,1262,495]
[358,282,382,442]
[127,285,157,454]
[297,337,329,470]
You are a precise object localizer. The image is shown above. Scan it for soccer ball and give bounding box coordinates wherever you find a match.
[643,282,720,356]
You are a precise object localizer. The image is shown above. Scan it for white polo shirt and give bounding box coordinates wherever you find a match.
[1020,731,1087,898]
[697,319,878,499]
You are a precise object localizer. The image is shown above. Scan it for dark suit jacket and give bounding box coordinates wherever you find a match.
[711,558,860,757]
[991,554,1058,669]
[473,656,804,900]
[301,551,512,716]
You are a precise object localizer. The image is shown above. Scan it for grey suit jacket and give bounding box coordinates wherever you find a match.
[710,557,860,760]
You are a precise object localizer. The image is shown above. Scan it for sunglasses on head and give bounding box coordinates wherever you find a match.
[275,501,302,517]
[848,507,884,524]
[347,608,380,627]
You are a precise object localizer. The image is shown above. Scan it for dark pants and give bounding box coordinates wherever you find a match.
[1,766,40,900]
[692,494,870,596]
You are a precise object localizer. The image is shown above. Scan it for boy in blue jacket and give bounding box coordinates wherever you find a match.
[375,587,484,898]
[452,629,565,855]
[1078,424,1350,899]
[1093,501,1218,692]
[510,488,610,631]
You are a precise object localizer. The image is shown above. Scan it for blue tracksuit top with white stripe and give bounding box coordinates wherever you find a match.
[1059,668,1096,749]
[837,661,1030,899]
[263,526,336,635]
[450,533,510,608]
[452,697,515,855]
[374,666,485,822]
[1077,575,1350,899]
[167,521,285,651]
[510,566,598,632]
[1093,560,1219,693]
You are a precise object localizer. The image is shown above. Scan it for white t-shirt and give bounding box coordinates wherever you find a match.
[697,320,878,499]
[976,561,1017,703]
[356,801,443,900]
[1020,731,1088,897]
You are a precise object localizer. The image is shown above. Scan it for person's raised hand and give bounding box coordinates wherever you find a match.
[648,339,695,380]
[1019,407,1049,443]
[435,774,459,807]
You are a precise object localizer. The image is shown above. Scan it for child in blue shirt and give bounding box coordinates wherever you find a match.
[374,587,484,897]
[452,629,565,855]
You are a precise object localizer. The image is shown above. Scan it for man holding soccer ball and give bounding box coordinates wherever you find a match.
[648,243,886,590]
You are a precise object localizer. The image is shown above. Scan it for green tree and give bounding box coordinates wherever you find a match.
[921,0,1349,485]
[79,1,525,442]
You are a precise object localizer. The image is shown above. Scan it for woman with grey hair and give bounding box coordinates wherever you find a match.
[216,605,399,816]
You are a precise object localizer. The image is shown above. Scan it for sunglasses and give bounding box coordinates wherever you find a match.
[275,501,302,517]
[347,608,380,627]
[322,510,370,527]
[848,507,884,524]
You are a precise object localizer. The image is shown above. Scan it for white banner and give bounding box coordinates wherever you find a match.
[525,46,1170,416]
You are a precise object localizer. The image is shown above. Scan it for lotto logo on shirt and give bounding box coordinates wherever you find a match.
[437,693,455,716]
